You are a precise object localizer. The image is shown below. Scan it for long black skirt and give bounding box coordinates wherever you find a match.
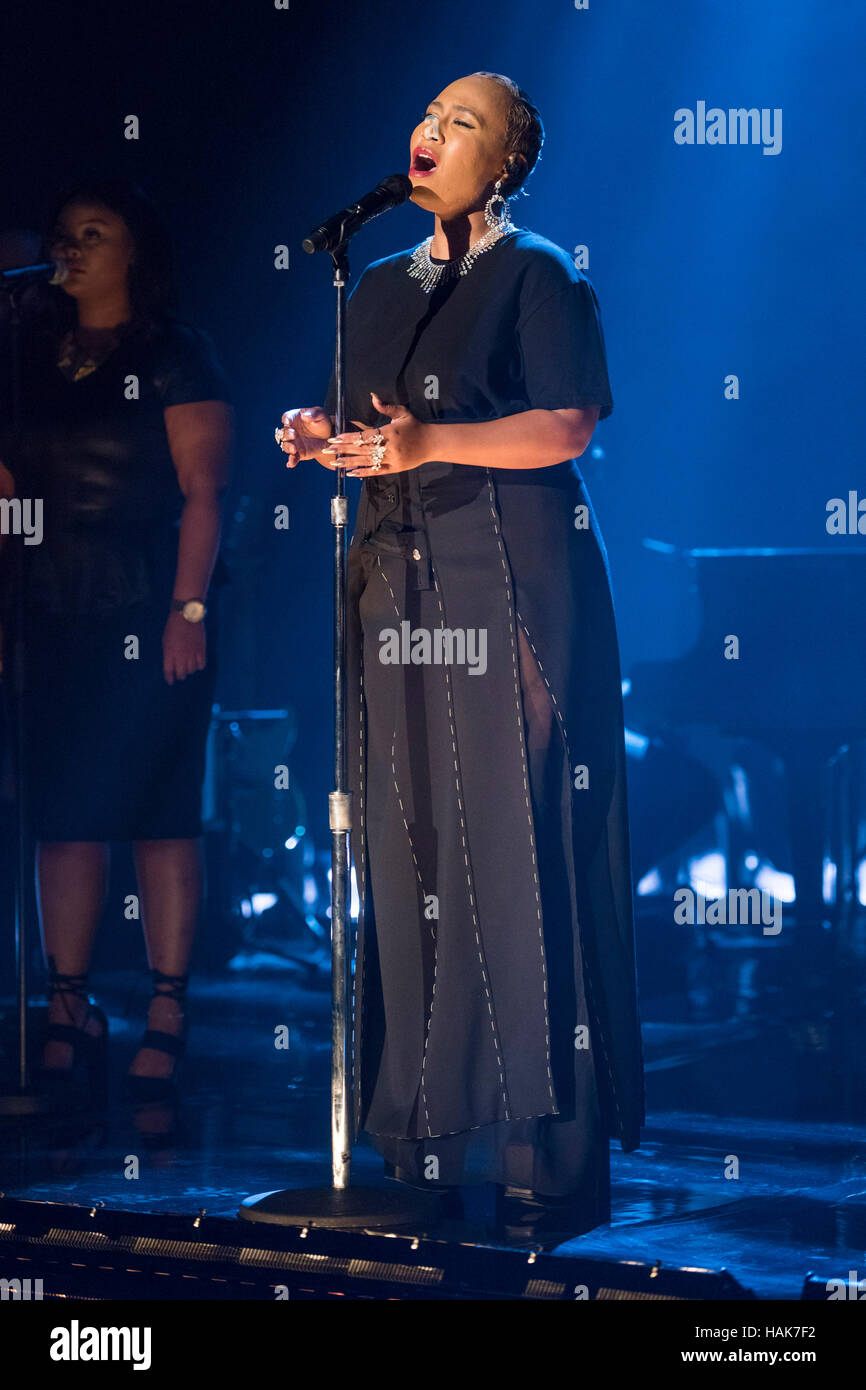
[346,461,644,1220]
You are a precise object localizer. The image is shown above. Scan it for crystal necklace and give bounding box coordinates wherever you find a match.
[407,220,516,294]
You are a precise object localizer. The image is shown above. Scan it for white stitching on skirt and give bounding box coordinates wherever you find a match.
[389,739,427,893]
[514,610,624,1134]
[485,472,557,1109]
[428,557,511,1129]
[374,562,428,898]
[374,558,444,1133]
[354,570,368,1135]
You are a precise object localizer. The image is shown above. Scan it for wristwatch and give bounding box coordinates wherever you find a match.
[172,598,207,623]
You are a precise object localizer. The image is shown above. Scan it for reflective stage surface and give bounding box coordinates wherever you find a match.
[1,914,864,1301]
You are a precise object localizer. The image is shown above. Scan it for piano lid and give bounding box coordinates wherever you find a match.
[630,544,866,737]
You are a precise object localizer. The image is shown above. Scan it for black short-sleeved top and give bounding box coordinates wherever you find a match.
[324,227,613,456]
[8,317,230,616]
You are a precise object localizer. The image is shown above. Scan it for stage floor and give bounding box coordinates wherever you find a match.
[1,936,864,1300]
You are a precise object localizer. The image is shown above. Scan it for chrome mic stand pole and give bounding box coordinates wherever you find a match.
[0,285,44,1117]
[327,244,352,1190]
[240,233,425,1228]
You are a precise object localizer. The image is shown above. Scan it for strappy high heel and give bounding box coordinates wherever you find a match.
[122,969,188,1104]
[37,969,109,1108]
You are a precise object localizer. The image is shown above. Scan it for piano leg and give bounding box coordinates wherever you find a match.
[782,753,831,932]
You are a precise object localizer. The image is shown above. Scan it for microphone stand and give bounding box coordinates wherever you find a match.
[0,284,45,1117]
[240,238,426,1227]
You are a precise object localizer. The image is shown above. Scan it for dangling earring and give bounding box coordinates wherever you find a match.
[484,178,510,229]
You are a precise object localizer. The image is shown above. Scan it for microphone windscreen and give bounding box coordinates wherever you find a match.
[381,174,414,205]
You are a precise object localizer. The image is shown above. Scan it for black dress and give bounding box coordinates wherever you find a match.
[3,317,230,842]
[325,228,645,1222]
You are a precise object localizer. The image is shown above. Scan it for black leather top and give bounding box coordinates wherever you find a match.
[6,316,230,616]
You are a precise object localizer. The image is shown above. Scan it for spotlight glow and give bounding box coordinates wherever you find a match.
[637,867,662,896]
[688,851,726,899]
[755,863,795,903]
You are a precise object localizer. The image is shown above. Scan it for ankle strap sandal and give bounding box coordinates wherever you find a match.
[44,969,107,1036]
[122,970,190,1105]
[137,970,189,1059]
[149,969,189,1003]
[47,968,90,1001]
[38,969,108,1105]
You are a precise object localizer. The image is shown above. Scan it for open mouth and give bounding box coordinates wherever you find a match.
[410,147,438,176]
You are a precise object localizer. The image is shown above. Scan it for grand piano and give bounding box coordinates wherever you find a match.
[627,543,866,927]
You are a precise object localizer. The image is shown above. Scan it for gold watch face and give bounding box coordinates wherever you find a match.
[182,600,206,623]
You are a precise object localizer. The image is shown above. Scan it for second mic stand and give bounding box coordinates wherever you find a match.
[0,285,45,1117]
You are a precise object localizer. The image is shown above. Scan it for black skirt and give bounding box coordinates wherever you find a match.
[346,463,642,1213]
[15,598,217,842]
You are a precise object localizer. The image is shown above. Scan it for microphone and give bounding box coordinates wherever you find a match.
[302,174,413,255]
[0,260,69,288]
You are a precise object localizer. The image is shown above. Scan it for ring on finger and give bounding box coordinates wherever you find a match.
[368,435,387,471]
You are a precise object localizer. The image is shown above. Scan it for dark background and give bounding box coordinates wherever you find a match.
[1,0,861,845]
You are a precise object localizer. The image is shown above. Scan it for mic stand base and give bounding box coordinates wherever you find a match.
[238,1183,434,1229]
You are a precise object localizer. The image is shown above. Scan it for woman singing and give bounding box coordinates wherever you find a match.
[278,72,643,1232]
[1,179,232,1105]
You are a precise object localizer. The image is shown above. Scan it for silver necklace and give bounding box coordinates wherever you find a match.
[407,220,516,294]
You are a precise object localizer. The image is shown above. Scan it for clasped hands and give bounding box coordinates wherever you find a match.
[279,391,430,476]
